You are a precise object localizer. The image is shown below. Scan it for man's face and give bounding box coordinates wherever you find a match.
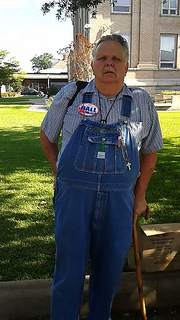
[91,40,128,87]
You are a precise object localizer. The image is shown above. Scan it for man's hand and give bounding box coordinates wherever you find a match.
[133,192,147,218]
[53,175,57,191]
[133,151,157,220]
[40,129,59,179]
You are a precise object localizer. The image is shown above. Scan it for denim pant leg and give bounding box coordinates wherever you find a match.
[51,183,96,320]
[87,187,134,320]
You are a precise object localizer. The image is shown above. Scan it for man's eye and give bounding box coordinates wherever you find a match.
[98,57,106,61]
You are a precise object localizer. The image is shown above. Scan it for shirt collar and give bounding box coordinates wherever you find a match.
[81,79,133,99]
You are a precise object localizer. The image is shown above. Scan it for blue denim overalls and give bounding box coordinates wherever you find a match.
[52,93,140,320]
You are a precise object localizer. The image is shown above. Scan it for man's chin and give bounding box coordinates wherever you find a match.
[102,73,117,82]
[102,73,117,81]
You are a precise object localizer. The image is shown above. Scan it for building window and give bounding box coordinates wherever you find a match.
[112,0,131,13]
[160,35,176,68]
[162,0,178,15]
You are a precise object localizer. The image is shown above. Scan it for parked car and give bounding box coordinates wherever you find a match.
[21,88,44,96]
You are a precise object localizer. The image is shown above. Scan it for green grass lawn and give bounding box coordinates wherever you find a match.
[0,103,55,281]
[144,112,180,225]
[0,102,179,281]
[0,95,42,105]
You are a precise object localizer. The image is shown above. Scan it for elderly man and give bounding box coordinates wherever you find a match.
[40,34,163,320]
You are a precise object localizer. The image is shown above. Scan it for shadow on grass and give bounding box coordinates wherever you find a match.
[0,126,57,281]
[0,126,50,173]
[140,137,180,224]
[0,191,55,281]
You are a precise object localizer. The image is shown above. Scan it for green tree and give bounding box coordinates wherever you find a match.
[41,0,107,20]
[31,53,54,72]
[0,50,21,97]
[9,72,26,92]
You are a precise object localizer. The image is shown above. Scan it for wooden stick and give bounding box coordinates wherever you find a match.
[133,205,150,320]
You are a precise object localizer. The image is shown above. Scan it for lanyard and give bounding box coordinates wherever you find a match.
[98,91,119,123]
[97,91,132,170]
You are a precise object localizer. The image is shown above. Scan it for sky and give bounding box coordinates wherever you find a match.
[0,0,73,72]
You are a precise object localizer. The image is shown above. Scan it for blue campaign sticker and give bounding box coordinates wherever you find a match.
[78,103,99,117]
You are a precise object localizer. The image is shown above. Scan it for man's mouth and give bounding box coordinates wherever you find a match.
[103,69,116,75]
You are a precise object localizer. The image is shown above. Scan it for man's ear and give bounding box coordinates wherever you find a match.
[91,61,94,75]
[124,62,128,76]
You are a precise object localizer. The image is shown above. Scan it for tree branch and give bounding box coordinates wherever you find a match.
[41,0,107,20]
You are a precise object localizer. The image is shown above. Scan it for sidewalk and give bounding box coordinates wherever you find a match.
[9,306,180,320]
[26,97,180,113]
[1,271,180,320]
[26,97,47,113]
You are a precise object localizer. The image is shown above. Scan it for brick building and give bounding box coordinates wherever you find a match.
[73,0,180,96]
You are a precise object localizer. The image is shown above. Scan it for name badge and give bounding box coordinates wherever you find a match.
[97,151,105,159]
[78,103,99,117]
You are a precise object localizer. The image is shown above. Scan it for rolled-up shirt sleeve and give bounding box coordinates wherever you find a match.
[141,94,163,154]
[41,82,77,143]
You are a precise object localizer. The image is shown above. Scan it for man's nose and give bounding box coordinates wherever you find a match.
[105,58,114,66]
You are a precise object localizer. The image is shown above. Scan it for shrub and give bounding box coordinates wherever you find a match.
[1,92,17,97]
[8,92,17,97]
[1,93,8,97]
[45,96,55,109]
[48,85,59,97]
[160,90,180,95]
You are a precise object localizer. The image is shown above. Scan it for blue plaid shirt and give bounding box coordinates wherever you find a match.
[41,79,163,164]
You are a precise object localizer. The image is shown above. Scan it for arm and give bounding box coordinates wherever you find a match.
[133,151,157,217]
[40,129,59,177]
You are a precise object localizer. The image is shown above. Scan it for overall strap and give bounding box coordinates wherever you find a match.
[82,92,93,103]
[121,95,132,118]
[67,81,88,108]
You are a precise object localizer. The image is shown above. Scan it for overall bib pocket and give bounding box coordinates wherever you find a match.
[74,128,127,174]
